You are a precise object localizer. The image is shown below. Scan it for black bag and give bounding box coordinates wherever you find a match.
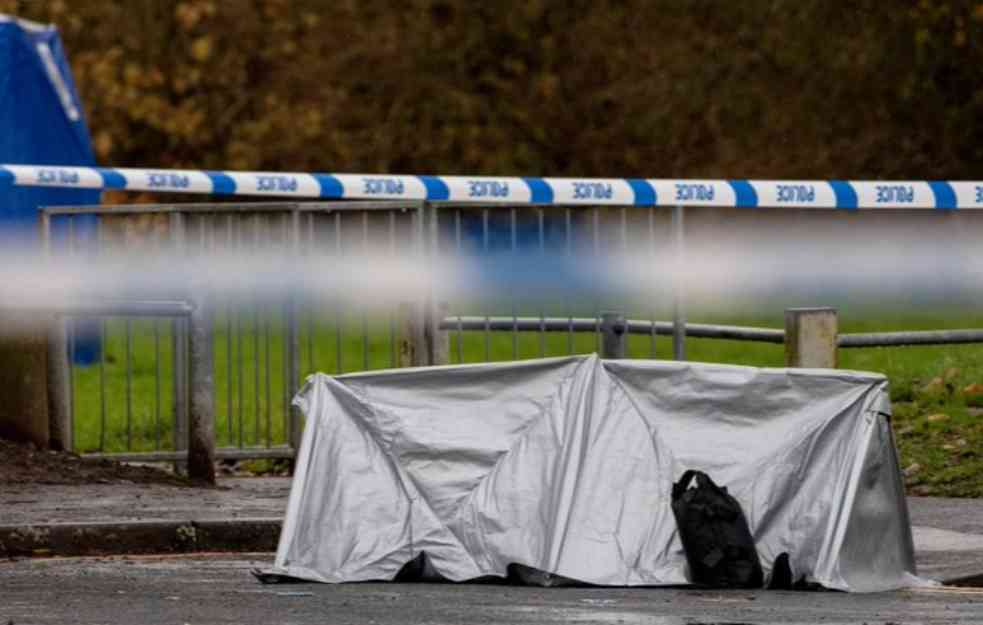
[671,470,764,588]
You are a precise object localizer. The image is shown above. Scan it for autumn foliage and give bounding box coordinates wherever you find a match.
[3,0,982,179]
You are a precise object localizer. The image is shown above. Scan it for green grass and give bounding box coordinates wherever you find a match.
[70,308,983,496]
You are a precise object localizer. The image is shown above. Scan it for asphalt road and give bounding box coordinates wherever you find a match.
[2,554,982,625]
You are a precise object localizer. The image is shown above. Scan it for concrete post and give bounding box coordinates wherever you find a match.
[785,307,838,368]
[601,312,627,359]
[46,314,72,451]
[397,301,427,367]
[187,294,216,484]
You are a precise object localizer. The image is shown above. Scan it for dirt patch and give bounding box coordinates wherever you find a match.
[0,438,190,487]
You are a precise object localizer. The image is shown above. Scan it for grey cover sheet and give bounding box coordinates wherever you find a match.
[270,355,920,592]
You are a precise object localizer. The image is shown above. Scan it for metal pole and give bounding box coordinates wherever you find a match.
[154,319,161,450]
[454,209,464,364]
[482,208,490,361]
[510,206,518,360]
[334,211,343,374]
[187,294,216,484]
[566,208,574,354]
[391,210,399,367]
[125,318,132,450]
[46,314,72,452]
[286,210,302,451]
[307,213,316,373]
[361,211,371,370]
[592,207,601,353]
[98,318,106,452]
[671,205,686,361]
[648,207,657,358]
[40,210,71,452]
[538,207,546,358]
[97,219,106,452]
[600,312,627,360]
[426,203,449,366]
[39,209,51,256]
[170,211,188,471]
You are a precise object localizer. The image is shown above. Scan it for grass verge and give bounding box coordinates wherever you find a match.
[70,309,983,497]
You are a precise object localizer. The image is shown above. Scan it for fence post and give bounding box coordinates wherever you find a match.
[187,294,216,484]
[169,212,188,472]
[601,312,627,359]
[397,301,427,367]
[784,307,838,368]
[671,205,687,361]
[286,209,302,451]
[427,300,450,366]
[46,314,72,451]
[39,211,72,451]
[421,202,449,366]
[39,209,51,256]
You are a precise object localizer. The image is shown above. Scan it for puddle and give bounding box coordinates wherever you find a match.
[275,591,314,597]
[499,607,770,625]
[500,606,867,625]
[581,599,618,606]
[500,607,688,624]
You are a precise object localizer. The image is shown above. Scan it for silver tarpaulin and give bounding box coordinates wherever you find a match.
[270,355,922,592]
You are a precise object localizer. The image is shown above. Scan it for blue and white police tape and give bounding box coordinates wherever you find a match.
[2,164,982,209]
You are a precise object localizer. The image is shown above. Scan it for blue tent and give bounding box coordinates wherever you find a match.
[0,14,100,362]
[0,14,99,228]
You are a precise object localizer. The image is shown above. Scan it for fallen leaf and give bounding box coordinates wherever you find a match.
[926,413,950,422]
[920,377,946,397]
[963,383,983,398]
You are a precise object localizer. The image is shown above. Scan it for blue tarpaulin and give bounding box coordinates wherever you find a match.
[0,14,100,363]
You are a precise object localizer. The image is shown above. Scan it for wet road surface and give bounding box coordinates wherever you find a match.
[2,554,982,625]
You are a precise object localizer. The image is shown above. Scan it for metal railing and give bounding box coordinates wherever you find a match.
[37,200,983,482]
[442,316,983,350]
[40,201,432,468]
[40,200,693,464]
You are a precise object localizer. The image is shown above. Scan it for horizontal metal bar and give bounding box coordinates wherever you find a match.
[295,200,425,212]
[434,201,561,209]
[41,202,302,216]
[439,316,786,344]
[635,320,785,343]
[439,317,983,349]
[0,300,194,317]
[42,200,422,216]
[82,446,296,463]
[838,329,983,348]
[16,300,196,318]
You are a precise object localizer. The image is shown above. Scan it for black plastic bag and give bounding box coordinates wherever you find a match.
[671,470,764,588]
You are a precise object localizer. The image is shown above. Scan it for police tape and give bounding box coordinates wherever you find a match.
[2,164,981,209]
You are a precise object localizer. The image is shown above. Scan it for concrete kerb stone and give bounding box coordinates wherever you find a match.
[3,519,983,588]
[0,518,282,558]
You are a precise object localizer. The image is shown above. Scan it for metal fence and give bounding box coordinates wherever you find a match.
[38,200,983,472]
[41,201,432,463]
